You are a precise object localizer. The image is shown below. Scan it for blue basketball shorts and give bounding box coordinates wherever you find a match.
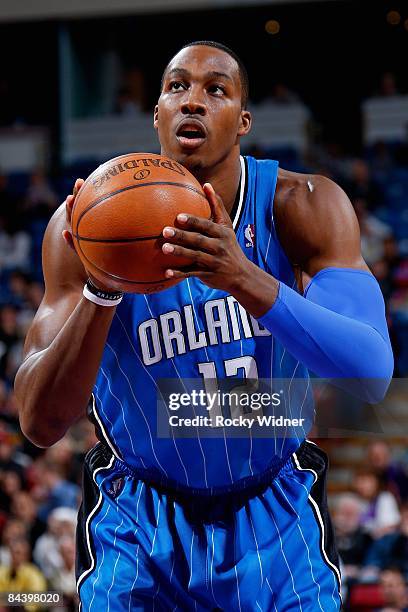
[76,441,341,611]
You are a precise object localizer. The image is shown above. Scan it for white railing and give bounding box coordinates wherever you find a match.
[362,95,408,144]
[0,127,49,172]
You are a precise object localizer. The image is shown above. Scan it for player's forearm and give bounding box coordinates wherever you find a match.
[15,298,116,447]
[253,269,394,403]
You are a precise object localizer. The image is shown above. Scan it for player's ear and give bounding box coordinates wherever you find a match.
[238,110,252,137]
[153,105,159,130]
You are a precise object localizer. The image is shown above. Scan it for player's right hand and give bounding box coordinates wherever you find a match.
[62,178,84,251]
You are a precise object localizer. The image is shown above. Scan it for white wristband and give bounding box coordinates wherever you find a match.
[83,284,123,307]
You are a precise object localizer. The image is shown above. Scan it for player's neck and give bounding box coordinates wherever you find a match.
[195,154,242,217]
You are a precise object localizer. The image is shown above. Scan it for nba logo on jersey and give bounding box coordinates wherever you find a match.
[244,223,255,247]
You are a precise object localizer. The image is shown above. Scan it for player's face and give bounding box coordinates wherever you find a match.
[154,46,251,172]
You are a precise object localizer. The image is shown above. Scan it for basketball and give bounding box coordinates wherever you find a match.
[71,153,211,293]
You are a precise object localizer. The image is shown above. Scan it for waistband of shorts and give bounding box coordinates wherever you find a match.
[88,439,321,499]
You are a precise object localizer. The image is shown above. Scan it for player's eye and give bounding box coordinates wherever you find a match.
[208,84,226,95]
[169,81,187,92]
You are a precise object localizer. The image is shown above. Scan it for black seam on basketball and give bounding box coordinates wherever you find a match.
[75,238,174,284]
[75,181,207,235]
[73,233,162,243]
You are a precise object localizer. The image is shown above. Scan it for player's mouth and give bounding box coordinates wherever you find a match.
[176,120,207,149]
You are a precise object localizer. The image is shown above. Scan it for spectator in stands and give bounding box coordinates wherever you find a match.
[0,380,8,413]
[394,122,408,166]
[0,210,31,274]
[68,420,98,479]
[115,87,142,116]
[33,506,76,581]
[4,276,44,341]
[348,159,383,210]
[26,281,44,311]
[0,518,27,565]
[332,493,372,581]
[389,257,408,300]
[363,504,408,580]
[262,82,301,105]
[0,469,23,514]
[353,197,393,266]
[44,439,76,485]
[369,140,394,177]
[6,270,31,308]
[49,535,77,609]
[367,441,408,503]
[0,173,18,215]
[0,304,25,384]
[378,567,408,612]
[0,537,47,596]
[24,170,58,213]
[378,72,400,98]
[0,434,23,475]
[353,468,400,538]
[373,236,403,302]
[0,392,21,437]
[115,67,148,113]
[35,461,80,523]
[10,491,45,549]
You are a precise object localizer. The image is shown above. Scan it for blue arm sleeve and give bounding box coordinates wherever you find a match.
[258,268,394,403]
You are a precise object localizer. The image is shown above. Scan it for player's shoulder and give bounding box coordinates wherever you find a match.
[273,167,361,268]
[276,168,347,205]
[274,167,353,224]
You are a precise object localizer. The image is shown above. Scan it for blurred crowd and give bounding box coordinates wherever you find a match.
[332,440,408,610]
[0,135,406,610]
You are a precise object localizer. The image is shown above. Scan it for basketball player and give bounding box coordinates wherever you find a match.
[15,41,393,610]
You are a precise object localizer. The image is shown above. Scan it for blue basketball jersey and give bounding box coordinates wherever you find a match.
[91,156,313,491]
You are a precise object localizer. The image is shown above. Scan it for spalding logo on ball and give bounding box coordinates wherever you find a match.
[71,153,211,294]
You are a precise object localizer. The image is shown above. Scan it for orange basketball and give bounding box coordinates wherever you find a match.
[71,153,211,294]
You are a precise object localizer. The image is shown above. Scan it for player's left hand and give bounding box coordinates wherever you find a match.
[162,183,252,292]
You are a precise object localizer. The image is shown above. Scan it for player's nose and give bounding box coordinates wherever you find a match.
[180,86,206,116]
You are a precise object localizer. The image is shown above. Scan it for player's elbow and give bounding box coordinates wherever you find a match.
[17,398,66,448]
[19,414,64,448]
[357,341,394,404]
[329,334,394,404]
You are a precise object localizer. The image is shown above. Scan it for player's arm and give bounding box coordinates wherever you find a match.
[160,178,393,402]
[14,198,117,448]
[255,173,394,397]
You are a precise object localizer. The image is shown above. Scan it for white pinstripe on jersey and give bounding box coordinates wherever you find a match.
[105,343,168,477]
[270,510,303,610]
[89,505,111,612]
[275,480,324,611]
[115,313,190,485]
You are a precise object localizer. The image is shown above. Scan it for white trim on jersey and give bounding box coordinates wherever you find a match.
[232,156,246,230]
[292,447,342,593]
[76,453,116,606]
[90,393,121,460]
